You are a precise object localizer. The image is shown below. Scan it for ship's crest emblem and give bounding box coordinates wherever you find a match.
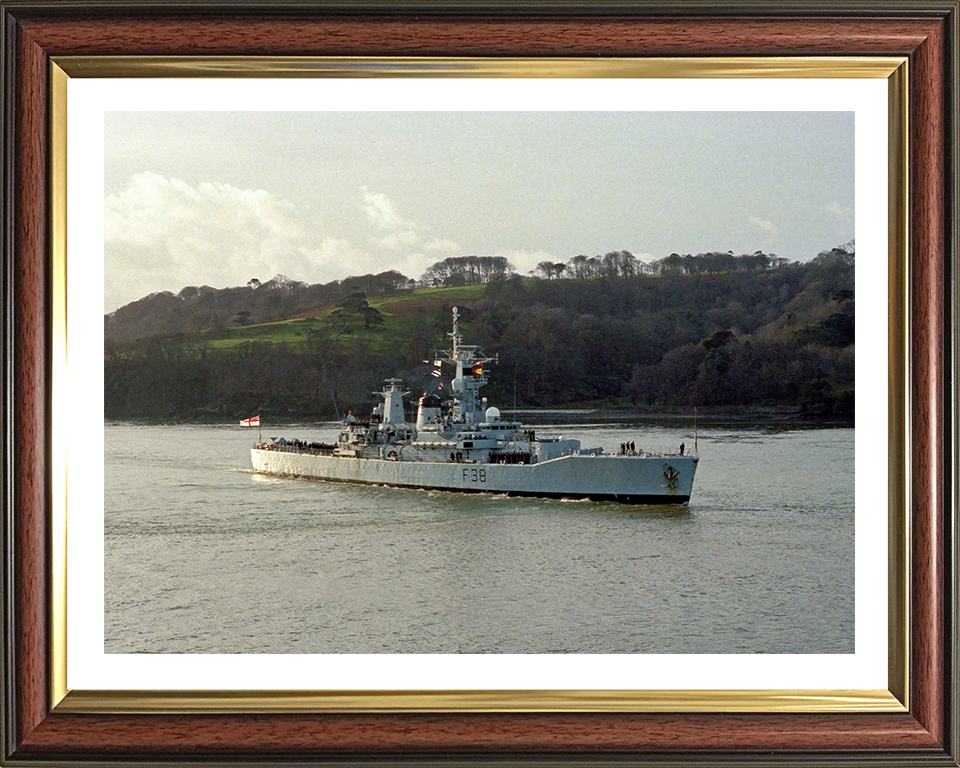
[663,464,680,491]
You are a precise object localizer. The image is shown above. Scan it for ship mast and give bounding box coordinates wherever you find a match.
[449,306,461,358]
[437,306,497,425]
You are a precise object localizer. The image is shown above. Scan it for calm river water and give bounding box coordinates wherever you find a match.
[104,417,853,654]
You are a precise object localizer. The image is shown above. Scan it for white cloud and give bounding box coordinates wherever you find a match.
[360,191,465,257]
[105,172,350,310]
[362,190,418,232]
[362,190,425,251]
[104,178,468,311]
[748,216,780,239]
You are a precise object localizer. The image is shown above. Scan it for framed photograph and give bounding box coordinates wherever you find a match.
[2,1,957,766]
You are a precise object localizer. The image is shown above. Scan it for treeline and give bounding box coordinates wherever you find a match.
[106,245,831,346]
[532,249,792,281]
[104,247,855,421]
[417,249,794,286]
[418,255,514,287]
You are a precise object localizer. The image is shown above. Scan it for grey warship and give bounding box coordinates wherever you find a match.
[251,307,698,504]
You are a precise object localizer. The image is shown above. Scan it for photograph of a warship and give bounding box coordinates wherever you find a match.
[252,308,698,504]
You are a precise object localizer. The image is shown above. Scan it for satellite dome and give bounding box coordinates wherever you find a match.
[452,377,463,392]
[485,406,501,422]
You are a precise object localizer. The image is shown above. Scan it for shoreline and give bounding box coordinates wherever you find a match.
[104,403,853,427]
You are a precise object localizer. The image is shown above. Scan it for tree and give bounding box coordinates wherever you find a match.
[601,251,638,277]
[567,255,591,279]
[329,293,385,333]
[419,255,516,287]
[341,270,413,296]
[534,261,559,280]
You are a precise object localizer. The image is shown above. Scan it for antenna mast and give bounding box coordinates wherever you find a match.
[437,306,498,425]
[449,306,461,356]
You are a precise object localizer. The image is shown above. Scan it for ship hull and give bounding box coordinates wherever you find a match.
[251,448,697,505]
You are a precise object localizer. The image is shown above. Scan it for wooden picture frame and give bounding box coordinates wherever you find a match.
[2,1,957,765]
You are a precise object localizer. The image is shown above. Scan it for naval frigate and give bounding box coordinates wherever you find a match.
[251,307,698,504]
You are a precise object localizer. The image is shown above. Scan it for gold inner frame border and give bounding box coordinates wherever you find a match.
[49,55,908,715]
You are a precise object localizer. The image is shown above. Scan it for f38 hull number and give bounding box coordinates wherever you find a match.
[463,468,487,483]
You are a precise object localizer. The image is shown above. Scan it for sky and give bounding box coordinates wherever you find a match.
[104,111,854,313]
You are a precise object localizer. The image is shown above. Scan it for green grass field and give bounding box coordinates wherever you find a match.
[202,285,488,351]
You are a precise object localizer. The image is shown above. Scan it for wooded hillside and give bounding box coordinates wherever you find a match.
[104,245,854,421]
